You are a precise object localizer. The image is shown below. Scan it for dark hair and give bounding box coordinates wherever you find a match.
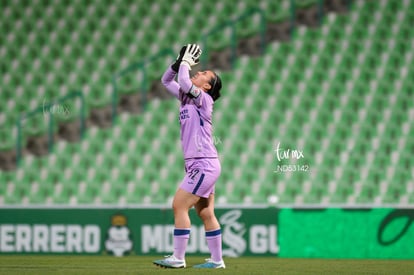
[207,72,222,101]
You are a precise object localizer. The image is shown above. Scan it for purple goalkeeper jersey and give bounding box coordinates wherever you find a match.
[161,65,218,160]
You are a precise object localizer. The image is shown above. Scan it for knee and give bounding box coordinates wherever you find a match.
[173,198,190,214]
[172,200,182,213]
[197,208,215,221]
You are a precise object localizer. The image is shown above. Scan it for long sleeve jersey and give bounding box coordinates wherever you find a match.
[161,65,218,160]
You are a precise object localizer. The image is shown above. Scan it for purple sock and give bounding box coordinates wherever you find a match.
[205,229,222,262]
[173,228,190,260]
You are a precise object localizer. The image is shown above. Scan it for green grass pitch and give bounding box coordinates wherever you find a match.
[0,256,413,275]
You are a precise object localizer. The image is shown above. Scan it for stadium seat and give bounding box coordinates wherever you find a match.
[1,0,413,207]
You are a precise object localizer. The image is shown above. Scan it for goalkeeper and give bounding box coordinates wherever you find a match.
[153,44,224,269]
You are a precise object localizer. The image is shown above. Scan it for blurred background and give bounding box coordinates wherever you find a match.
[0,0,413,208]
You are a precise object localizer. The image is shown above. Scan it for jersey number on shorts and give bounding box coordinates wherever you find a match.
[189,169,200,180]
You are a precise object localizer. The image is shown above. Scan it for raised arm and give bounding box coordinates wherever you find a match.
[177,64,193,93]
[177,44,202,98]
[161,67,180,99]
[161,44,202,100]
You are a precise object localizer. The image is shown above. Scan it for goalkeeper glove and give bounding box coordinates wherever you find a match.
[171,45,187,73]
[181,44,202,70]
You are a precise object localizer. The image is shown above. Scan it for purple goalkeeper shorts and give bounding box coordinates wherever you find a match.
[179,158,221,198]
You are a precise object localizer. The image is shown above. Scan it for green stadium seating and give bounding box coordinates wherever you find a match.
[1,0,413,206]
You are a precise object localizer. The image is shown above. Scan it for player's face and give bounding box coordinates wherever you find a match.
[191,70,215,91]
